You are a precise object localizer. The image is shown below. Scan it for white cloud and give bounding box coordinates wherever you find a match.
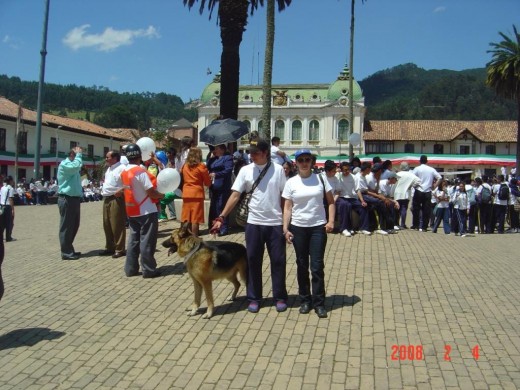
[62,24,160,52]
[433,6,446,13]
[2,34,21,49]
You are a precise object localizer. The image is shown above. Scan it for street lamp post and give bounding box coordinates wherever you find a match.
[34,0,50,180]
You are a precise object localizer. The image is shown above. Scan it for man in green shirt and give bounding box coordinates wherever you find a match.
[57,146,83,260]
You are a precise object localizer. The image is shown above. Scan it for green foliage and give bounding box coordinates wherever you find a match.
[0,75,197,130]
[360,63,517,120]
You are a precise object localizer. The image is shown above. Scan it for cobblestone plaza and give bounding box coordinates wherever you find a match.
[0,201,519,389]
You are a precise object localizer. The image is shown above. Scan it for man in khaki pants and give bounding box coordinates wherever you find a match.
[99,150,127,258]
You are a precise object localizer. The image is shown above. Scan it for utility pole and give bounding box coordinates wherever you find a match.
[34,0,50,180]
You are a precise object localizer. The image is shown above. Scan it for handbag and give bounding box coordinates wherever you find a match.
[236,162,271,227]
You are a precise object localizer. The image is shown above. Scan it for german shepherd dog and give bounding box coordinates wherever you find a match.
[162,223,248,319]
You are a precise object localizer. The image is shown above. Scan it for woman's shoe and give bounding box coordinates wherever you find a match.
[299,302,311,314]
[315,306,327,318]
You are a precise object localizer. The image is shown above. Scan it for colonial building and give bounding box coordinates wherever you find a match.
[0,97,132,181]
[197,66,517,176]
[197,65,365,157]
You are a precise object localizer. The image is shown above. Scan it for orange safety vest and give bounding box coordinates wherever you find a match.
[121,166,158,217]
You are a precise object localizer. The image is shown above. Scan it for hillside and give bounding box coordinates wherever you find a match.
[0,75,197,130]
[0,63,517,128]
[359,63,516,120]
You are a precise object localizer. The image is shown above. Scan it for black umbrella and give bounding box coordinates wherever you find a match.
[199,118,250,146]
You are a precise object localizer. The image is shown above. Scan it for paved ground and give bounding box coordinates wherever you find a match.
[0,201,519,389]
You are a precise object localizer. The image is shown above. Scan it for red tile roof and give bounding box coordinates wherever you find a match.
[364,120,517,143]
[0,96,133,142]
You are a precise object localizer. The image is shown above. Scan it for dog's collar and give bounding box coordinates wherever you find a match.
[183,241,202,264]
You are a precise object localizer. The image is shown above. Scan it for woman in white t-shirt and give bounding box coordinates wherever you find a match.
[432,179,451,234]
[282,149,335,319]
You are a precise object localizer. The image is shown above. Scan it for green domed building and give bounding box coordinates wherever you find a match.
[198,65,366,158]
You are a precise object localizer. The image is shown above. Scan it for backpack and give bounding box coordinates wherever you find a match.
[498,183,510,201]
[480,185,492,204]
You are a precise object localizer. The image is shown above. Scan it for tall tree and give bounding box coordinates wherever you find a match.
[487,25,520,173]
[183,0,291,121]
[348,0,366,158]
[260,0,275,140]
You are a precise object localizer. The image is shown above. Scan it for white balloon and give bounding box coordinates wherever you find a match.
[136,137,156,162]
[157,168,181,194]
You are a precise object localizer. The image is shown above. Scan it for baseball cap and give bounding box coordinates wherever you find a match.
[386,171,398,180]
[294,149,312,159]
[371,163,382,172]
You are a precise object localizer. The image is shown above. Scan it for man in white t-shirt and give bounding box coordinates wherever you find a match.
[411,155,442,231]
[394,162,421,228]
[270,137,290,165]
[211,138,288,314]
[336,161,371,236]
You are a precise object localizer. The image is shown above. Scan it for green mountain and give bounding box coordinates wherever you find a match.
[0,75,197,130]
[0,63,516,128]
[359,63,516,120]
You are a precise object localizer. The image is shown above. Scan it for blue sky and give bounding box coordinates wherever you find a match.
[1,0,519,103]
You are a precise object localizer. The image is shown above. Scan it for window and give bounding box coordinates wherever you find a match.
[485,145,496,155]
[70,141,78,149]
[337,119,349,141]
[88,144,94,158]
[459,145,470,155]
[365,141,394,154]
[240,120,251,142]
[291,120,302,141]
[0,128,5,151]
[257,120,263,133]
[309,120,319,141]
[50,137,57,154]
[275,120,285,140]
[104,147,109,156]
[433,144,444,154]
[404,143,415,153]
[18,132,27,154]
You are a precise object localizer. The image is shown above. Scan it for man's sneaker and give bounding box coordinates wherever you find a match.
[341,229,352,237]
[247,301,260,313]
[393,226,400,231]
[275,300,287,312]
[375,230,389,235]
[360,230,372,236]
[461,234,467,237]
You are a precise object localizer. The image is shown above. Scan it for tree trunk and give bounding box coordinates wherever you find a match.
[516,95,520,174]
[349,0,355,159]
[261,0,275,140]
[218,0,249,120]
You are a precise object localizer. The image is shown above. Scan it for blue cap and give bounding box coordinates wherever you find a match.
[294,149,312,159]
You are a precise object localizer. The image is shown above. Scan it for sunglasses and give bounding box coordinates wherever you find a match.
[297,157,312,163]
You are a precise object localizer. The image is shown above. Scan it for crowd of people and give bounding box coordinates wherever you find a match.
[2,134,519,314]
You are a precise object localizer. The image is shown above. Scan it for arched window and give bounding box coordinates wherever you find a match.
[337,119,349,141]
[275,120,285,140]
[242,120,251,130]
[292,120,302,141]
[257,120,263,133]
[309,120,319,141]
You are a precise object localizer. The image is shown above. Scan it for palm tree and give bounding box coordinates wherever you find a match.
[486,25,520,173]
[183,0,291,121]
[260,0,275,140]
[348,0,366,159]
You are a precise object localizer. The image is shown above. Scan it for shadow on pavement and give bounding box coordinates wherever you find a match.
[0,327,65,351]
[159,262,186,276]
